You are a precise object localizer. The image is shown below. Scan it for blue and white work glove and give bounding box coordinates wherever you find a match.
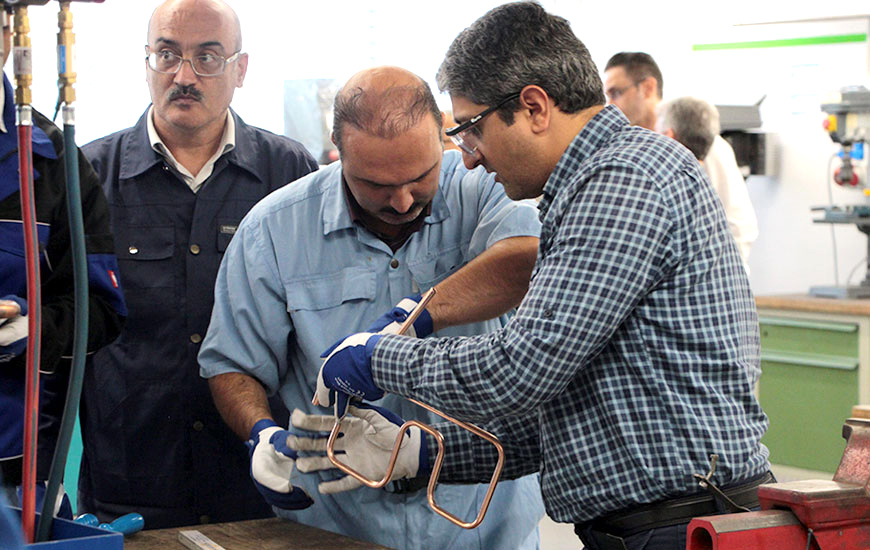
[248,419,314,510]
[0,296,28,363]
[366,294,433,338]
[289,404,429,494]
[316,332,384,416]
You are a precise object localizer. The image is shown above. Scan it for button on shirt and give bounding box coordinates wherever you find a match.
[372,105,770,524]
[199,151,545,550]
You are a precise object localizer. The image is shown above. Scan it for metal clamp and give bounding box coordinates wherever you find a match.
[321,287,504,529]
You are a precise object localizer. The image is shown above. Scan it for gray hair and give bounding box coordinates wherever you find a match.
[332,79,442,154]
[656,96,720,160]
[436,1,604,125]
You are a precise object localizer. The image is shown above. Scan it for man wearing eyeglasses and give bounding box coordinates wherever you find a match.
[603,52,758,272]
[77,0,317,529]
[311,4,771,550]
[199,65,545,549]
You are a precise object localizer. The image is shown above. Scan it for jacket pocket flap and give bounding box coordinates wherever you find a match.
[286,267,376,311]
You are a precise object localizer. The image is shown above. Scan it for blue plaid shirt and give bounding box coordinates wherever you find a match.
[372,105,770,524]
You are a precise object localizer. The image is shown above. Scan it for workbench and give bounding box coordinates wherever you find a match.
[755,294,870,473]
[122,518,393,550]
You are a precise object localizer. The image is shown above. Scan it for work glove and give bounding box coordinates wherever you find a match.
[315,332,383,416]
[365,294,433,338]
[248,419,314,510]
[0,296,28,363]
[289,404,429,494]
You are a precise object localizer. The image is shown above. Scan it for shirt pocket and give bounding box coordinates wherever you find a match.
[285,267,378,361]
[285,267,377,312]
[406,244,467,289]
[115,224,175,290]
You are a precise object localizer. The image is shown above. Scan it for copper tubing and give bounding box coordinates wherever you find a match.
[324,287,505,529]
[0,301,21,319]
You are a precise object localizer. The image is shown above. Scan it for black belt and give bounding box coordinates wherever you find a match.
[583,470,775,538]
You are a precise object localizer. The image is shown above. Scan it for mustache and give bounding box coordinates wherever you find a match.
[380,203,424,217]
[168,85,204,102]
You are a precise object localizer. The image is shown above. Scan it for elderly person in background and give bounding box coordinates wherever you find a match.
[655,96,719,161]
[604,52,758,270]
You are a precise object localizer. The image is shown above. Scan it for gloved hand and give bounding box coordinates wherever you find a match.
[315,332,383,415]
[289,404,429,494]
[366,294,433,338]
[0,296,28,362]
[248,419,314,510]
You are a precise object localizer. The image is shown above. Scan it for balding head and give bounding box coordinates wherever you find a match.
[149,0,242,52]
[145,0,248,141]
[332,66,442,154]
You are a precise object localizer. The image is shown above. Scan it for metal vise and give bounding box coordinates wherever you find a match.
[686,417,870,549]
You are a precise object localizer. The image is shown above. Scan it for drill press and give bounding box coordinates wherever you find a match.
[811,86,870,298]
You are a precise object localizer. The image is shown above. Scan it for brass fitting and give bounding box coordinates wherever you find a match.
[57,2,76,105]
[13,6,32,106]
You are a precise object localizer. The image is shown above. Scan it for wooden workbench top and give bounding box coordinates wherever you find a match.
[123,517,393,550]
[756,294,870,316]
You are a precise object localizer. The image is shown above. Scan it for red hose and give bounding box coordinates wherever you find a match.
[18,116,41,544]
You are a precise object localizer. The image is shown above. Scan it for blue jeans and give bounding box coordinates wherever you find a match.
[575,522,687,550]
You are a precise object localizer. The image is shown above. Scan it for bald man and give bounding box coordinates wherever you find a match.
[78,0,317,528]
[199,66,545,549]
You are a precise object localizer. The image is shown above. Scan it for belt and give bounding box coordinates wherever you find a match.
[586,470,775,538]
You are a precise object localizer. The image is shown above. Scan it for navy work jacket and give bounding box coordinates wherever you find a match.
[79,108,317,528]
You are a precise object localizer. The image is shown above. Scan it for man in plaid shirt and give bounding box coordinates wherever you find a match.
[305,3,771,548]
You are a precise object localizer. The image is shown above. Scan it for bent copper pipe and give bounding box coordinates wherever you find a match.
[0,301,21,319]
[320,287,505,529]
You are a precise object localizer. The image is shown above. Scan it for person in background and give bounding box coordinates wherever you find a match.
[78,0,317,529]
[309,4,771,550]
[655,95,720,161]
[199,65,545,550]
[603,51,758,271]
[0,6,125,515]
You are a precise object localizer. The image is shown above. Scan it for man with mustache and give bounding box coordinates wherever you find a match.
[77,0,317,529]
[198,65,545,549]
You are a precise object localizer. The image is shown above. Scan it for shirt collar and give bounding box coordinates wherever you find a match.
[539,104,627,218]
[146,105,236,153]
[147,106,235,189]
[121,106,269,184]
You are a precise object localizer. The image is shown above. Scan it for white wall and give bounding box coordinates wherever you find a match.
[13,0,870,296]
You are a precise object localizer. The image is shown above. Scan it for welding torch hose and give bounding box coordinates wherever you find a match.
[35,110,88,542]
[18,106,42,543]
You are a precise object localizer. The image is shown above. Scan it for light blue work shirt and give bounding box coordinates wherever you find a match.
[199,151,545,550]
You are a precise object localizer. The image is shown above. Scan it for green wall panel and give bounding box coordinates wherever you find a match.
[758,318,858,473]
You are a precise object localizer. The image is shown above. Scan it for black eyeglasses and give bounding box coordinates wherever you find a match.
[444,92,521,155]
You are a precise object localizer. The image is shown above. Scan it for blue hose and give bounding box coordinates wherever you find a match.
[35,110,88,542]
